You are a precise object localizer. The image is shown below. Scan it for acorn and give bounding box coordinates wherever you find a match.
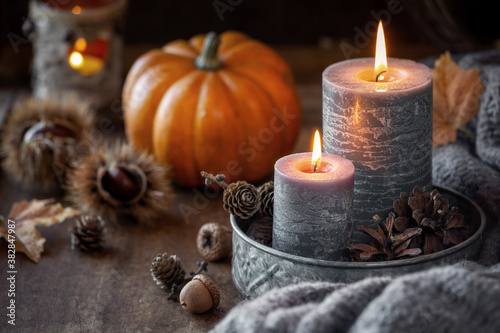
[196,223,232,261]
[180,274,220,314]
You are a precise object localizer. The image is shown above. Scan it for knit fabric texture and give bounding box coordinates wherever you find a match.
[211,262,500,333]
[432,50,500,222]
[211,50,500,333]
[432,50,500,266]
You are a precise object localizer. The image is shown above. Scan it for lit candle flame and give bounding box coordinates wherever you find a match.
[68,38,108,76]
[374,21,387,81]
[312,130,322,172]
[69,51,84,68]
[74,38,87,52]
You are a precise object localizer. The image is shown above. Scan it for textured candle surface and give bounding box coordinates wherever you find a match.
[322,58,432,234]
[273,153,354,260]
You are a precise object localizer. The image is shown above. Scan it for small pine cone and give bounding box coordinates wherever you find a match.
[197,223,232,261]
[151,253,186,289]
[258,181,274,217]
[223,181,260,219]
[71,214,105,252]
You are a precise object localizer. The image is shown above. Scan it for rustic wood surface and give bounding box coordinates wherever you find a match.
[0,87,318,333]
[0,43,439,332]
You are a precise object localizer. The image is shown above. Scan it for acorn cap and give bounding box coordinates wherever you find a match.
[180,274,220,314]
[192,274,220,309]
[196,223,232,261]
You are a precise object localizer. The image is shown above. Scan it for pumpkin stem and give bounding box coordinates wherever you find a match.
[195,32,222,71]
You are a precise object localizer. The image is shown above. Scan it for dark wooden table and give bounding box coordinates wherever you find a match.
[0,89,318,333]
[0,43,439,332]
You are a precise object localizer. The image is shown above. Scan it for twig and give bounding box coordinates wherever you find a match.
[167,284,181,302]
[189,261,208,277]
[201,171,229,189]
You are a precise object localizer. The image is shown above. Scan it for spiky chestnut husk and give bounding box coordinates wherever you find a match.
[1,94,94,188]
[65,143,173,223]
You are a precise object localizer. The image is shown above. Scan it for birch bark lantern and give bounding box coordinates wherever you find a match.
[322,22,433,230]
[28,0,126,108]
[273,131,355,261]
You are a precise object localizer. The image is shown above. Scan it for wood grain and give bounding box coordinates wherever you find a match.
[0,85,321,332]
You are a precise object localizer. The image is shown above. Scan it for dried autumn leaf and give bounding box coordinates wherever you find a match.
[0,199,80,263]
[433,51,484,147]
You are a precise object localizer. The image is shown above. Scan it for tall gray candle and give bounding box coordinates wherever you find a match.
[273,133,355,261]
[322,56,432,230]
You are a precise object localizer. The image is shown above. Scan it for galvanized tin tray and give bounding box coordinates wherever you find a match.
[231,185,486,298]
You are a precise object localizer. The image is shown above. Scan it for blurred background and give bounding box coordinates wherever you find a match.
[1,0,498,87]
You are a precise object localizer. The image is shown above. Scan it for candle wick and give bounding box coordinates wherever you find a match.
[313,159,320,173]
[375,71,387,82]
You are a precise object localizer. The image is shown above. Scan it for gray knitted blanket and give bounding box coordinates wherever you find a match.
[211,51,500,333]
[433,50,500,222]
[433,50,500,265]
[211,262,500,333]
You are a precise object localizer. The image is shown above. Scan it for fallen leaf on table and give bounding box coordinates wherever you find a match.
[432,51,484,147]
[0,199,80,263]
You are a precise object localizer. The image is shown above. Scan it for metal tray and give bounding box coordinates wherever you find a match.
[231,185,486,298]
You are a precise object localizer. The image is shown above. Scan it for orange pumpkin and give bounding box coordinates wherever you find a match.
[123,31,301,187]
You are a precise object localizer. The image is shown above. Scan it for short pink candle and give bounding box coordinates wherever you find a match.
[273,151,355,260]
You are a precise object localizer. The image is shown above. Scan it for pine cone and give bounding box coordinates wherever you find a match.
[258,181,274,217]
[394,186,465,254]
[410,187,469,254]
[223,181,260,219]
[348,213,423,261]
[151,253,186,289]
[349,185,470,261]
[71,214,105,252]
